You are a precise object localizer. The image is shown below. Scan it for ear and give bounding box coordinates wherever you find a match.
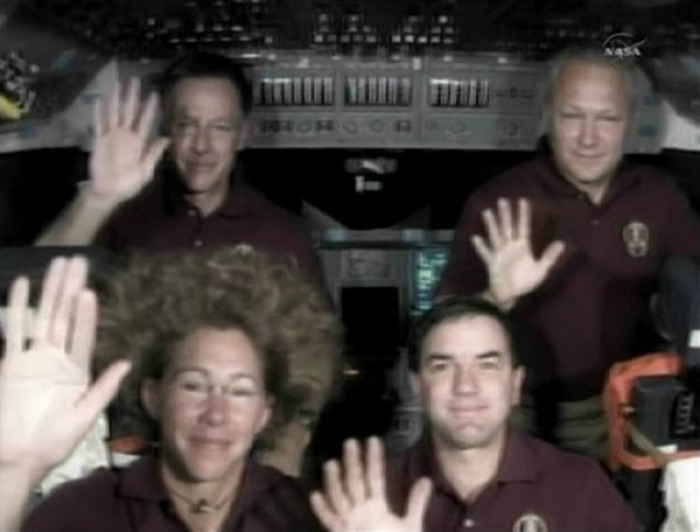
[141,379,162,420]
[511,367,526,406]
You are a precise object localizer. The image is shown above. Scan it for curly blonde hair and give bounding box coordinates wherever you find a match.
[94,246,342,443]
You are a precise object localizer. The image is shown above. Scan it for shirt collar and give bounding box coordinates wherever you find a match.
[162,170,251,219]
[117,454,281,526]
[534,156,641,204]
[414,429,538,496]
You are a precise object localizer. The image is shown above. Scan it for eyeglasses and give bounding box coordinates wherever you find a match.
[166,369,264,404]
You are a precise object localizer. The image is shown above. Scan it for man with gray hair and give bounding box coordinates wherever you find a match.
[437,47,700,459]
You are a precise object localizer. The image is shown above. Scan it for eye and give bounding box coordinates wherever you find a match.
[225,385,258,398]
[428,361,450,373]
[559,112,581,120]
[174,121,195,134]
[478,359,500,370]
[178,379,208,394]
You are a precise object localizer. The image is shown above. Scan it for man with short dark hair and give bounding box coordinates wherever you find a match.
[437,48,700,458]
[35,52,321,282]
[310,296,640,532]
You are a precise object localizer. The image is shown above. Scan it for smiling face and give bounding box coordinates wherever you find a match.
[548,61,630,201]
[167,77,247,205]
[142,327,271,484]
[415,315,524,453]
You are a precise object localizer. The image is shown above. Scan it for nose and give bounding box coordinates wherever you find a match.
[452,364,479,395]
[192,126,212,153]
[200,389,229,426]
[577,116,599,148]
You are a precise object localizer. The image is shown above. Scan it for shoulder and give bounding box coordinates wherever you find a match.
[23,467,122,531]
[235,184,315,247]
[520,434,627,502]
[622,164,686,196]
[467,159,546,204]
[522,433,602,473]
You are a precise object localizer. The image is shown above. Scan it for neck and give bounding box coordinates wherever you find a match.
[432,432,506,503]
[160,459,245,531]
[575,181,608,205]
[184,179,230,216]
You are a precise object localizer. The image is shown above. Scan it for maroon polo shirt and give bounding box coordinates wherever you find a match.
[97,174,322,283]
[387,430,641,532]
[22,455,323,532]
[438,158,700,400]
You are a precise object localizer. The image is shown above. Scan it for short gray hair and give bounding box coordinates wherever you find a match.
[543,47,639,117]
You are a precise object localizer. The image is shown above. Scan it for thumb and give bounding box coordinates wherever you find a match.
[539,240,565,272]
[404,477,432,529]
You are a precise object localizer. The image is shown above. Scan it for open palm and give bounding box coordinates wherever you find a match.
[0,257,129,482]
[87,78,169,205]
[311,438,431,532]
[472,198,565,308]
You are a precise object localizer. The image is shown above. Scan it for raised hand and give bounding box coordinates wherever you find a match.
[310,437,432,532]
[0,257,130,485]
[85,77,170,206]
[472,198,565,309]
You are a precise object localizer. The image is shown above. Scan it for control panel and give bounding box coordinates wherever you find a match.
[247,53,550,150]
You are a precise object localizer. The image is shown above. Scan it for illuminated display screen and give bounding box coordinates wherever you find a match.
[414,247,449,312]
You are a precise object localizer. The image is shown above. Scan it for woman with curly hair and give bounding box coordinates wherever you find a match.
[0,248,341,532]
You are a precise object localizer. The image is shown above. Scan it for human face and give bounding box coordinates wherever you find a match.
[549,61,630,200]
[143,327,271,484]
[168,77,247,200]
[415,315,524,452]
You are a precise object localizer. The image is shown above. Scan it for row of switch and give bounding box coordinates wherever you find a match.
[256,77,335,106]
[428,78,490,108]
[345,77,412,106]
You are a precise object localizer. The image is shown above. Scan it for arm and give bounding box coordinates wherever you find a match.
[310,437,432,532]
[0,257,130,532]
[35,78,169,246]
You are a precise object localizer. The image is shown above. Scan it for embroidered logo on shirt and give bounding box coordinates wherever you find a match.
[233,243,254,255]
[622,220,650,258]
[512,512,549,532]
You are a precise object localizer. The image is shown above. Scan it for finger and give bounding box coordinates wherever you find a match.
[93,95,105,137]
[69,289,97,372]
[498,198,514,240]
[405,477,432,529]
[482,208,503,249]
[366,436,386,499]
[123,77,140,129]
[343,439,367,505]
[323,459,350,515]
[472,235,493,265]
[517,198,531,242]
[76,359,131,426]
[4,276,30,358]
[33,257,68,343]
[309,492,343,532]
[107,83,121,130]
[539,241,566,273]
[49,257,88,348]
[136,92,159,141]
